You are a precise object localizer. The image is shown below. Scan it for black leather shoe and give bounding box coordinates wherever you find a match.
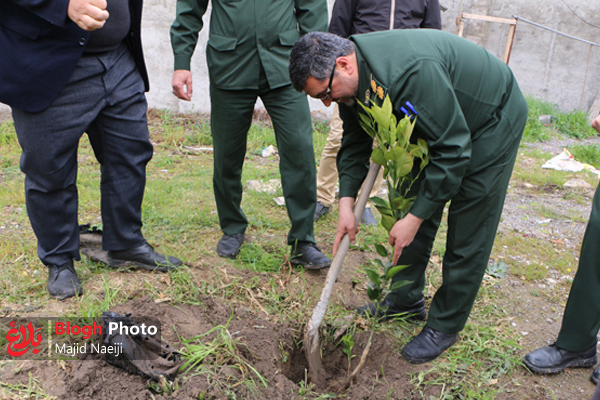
[592,364,600,384]
[47,260,83,300]
[314,202,330,222]
[290,241,331,269]
[107,242,183,272]
[401,326,458,364]
[216,234,245,259]
[360,207,378,226]
[357,297,426,321]
[523,343,597,374]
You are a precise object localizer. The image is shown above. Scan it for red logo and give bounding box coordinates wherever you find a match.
[6,321,43,357]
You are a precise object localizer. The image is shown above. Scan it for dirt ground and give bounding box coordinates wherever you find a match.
[2,139,600,399]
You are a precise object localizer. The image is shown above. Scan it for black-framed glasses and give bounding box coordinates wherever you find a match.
[317,59,338,100]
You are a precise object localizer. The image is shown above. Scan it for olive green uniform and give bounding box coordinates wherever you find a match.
[338,29,528,333]
[555,183,600,352]
[171,0,327,244]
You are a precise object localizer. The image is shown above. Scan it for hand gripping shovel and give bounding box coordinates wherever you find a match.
[304,162,381,389]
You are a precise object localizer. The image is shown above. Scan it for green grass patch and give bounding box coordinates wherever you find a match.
[555,110,597,139]
[567,143,600,169]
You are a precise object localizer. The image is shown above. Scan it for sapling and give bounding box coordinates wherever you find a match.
[333,95,429,392]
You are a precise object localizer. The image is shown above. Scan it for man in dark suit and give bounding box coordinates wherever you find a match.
[0,0,182,300]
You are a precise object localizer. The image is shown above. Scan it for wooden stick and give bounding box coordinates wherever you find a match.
[304,163,381,389]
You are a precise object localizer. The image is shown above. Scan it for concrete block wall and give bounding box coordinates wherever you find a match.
[1,0,599,116]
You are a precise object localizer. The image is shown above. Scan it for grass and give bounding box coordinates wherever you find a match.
[522,96,598,142]
[568,143,600,169]
[0,97,597,398]
[180,314,268,399]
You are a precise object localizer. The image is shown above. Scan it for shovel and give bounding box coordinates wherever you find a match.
[304,162,381,389]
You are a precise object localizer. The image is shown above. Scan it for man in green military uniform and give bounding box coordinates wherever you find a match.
[170,0,331,268]
[523,113,600,386]
[289,30,528,362]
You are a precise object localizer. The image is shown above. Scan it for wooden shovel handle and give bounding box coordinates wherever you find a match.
[304,162,381,388]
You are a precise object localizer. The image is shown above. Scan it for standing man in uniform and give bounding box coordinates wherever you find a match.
[0,0,183,300]
[522,114,600,386]
[289,30,528,363]
[170,0,331,269]
[314,0,442,225]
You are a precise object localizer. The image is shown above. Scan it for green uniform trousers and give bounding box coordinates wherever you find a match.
[555,183,600,352]
[387,96,527,334]
[209,70,316,245]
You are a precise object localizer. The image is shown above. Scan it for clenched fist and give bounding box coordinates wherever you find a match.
[68,0,109,31]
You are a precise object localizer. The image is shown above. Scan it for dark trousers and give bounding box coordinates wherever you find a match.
[209,72,316,245]
[555,183,600,352]
[12,43,152,266]
[387,91,528,334]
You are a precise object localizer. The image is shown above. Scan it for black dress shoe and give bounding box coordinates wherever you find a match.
[401,325,458,364]
[290,241,331,269]
[314,202,330,222]
[357,297,427,321]
[522,343,597,374]
[592,364,600,384]
[47,260,83,300]
[107,242,183,272]
[216,234,245,259]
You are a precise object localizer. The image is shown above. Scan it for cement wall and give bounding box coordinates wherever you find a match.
[2,0,599,116]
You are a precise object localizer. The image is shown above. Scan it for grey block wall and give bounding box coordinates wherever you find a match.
[1,0,599,116]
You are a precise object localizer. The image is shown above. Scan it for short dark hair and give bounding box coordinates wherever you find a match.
[289,32,355,92]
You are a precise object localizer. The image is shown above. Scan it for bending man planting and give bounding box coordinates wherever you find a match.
[289,30,527,363]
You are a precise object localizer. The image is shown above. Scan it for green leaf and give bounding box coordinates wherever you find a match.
[358,113,377,138]
[386,264,411,279]
[371,147,386,165]
[402,115,415,142]
[367,286,382,301]
[391,197,410,211]
[417,138,428,157]
[390,279,412,291]
[395,151,414,177]
[374,244,389,258]
[395,118,408,148]
[371,258,385,269]
[381,214,396,232]
[374,204,394,217]
[365,268,381,287]
[369,196,390,209]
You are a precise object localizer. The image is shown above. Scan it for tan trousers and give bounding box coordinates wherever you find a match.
[316,103,384,207]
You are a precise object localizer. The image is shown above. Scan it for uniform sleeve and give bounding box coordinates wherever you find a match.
[328,0,357,37]
[295,0,328,35]
[421,0,442,30]
[393,60,471,220]
[170,0,209,71]
[337,103,374,198]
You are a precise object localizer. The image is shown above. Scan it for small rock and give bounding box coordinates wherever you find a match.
[546,318,553,324]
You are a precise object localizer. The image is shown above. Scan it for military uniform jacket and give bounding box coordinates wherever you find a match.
[337,29,526,220]
[171,0,327,90]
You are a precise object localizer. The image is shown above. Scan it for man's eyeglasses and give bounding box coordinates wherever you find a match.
[317,60,337,100]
